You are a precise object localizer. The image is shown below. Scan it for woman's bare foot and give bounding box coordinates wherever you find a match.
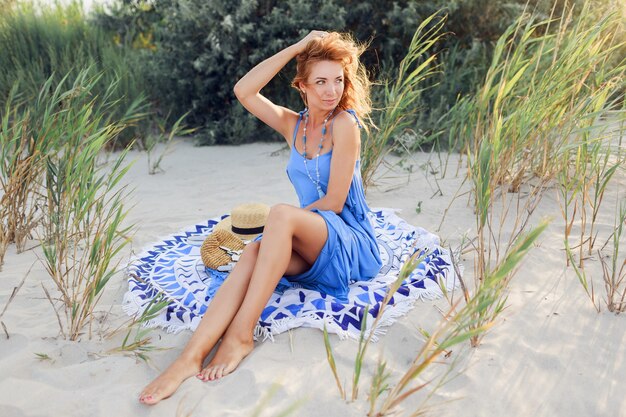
[197,338,254,381]
[139,355,202,405]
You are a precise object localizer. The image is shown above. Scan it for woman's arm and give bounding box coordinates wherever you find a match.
[304,112,360,214]
[234,31,327,141]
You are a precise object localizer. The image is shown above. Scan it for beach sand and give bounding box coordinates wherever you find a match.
[0,140,624,416]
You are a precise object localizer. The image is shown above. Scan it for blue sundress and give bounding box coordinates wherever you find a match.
[281,109,382,302]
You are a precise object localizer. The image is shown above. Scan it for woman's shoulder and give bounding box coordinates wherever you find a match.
[330,109,361,153]
[278,107,306,143]
[333,109,360,129]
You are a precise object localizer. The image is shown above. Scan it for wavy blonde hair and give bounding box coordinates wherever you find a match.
[292,32,371,130]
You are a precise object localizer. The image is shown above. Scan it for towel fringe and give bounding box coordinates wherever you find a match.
[248,268,459,344]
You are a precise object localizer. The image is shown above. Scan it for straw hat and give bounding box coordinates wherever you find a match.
[214,202,270,240]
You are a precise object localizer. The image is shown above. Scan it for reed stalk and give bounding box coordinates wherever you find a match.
[0,265,29,338]
[565,237,600,312]
[367,356,391,415]
[323,250,426,402]
[369,222,548,416]
[548,2,626,305]
[601,200,626,313]
[323,323,346,400]
[0,215,8,268]
[145,112,194,175]
[557,132,622,269]
[361,12,446,190]
[323,205,546,413]
[588,149,621,255]
[107,294,169,363]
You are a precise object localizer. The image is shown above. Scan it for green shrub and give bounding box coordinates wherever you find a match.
[93,0,624,149]
[91,0,528,146]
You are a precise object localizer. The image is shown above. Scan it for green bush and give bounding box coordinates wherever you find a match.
[93,0,623,148]
[92,0,521,146]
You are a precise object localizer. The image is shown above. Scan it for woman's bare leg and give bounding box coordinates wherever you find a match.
[138,241,262,404]
[138,216,319,405]
[200,204,328,380]
[140,204,328,402]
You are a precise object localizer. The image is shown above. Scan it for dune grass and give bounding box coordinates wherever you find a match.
[39,73,140,340]
[323,252,427,403]
[568,195,626,313]
[0,84,48,261]
[106,293,169,363]
[322,2,625,412]
[371,223,548,417]
[0,219,7,268]
[322,2,624,412]
[361,13,446,190]
[443,0,625,343]
[0,0,149,149]
[0,0,150,271]
[0,265,29,339]
[322,222,547,415]
[0,68,144,341]
[144,112,195,175]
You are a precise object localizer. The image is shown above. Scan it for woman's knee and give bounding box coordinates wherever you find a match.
[266,204,296,227]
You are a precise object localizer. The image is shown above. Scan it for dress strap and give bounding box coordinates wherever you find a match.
[344,109,363,129]
[292,110,306,147]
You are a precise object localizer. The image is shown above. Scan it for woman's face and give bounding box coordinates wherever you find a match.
[300,60,345,112]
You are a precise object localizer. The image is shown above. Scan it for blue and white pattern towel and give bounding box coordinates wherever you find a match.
[123,208,459,341]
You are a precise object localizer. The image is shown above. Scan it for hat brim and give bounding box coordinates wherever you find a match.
[214,216,263,240]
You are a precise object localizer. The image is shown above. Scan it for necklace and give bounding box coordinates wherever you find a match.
[301,108,335,198]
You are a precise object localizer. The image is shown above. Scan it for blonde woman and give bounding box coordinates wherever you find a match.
[139,30,382,405]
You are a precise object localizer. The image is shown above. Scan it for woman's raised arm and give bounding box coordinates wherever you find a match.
[233,31,327,141]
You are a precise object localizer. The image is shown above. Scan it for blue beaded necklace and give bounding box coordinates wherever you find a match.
[301,107,335,198]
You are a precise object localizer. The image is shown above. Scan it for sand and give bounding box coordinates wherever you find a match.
[0,139,624,417]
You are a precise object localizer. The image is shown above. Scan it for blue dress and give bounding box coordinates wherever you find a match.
[282,109,382,302]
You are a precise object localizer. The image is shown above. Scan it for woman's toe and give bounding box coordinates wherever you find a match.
[139,390,152,402]
[215,365,226,379]
[141,393,157,404]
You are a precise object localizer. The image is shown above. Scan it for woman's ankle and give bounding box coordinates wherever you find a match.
[178,349,206,366]
[221,329,254,346]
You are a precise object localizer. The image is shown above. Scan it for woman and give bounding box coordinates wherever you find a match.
[139,30,382,405]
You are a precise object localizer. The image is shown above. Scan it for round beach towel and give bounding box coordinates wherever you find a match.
[123,208,458,341]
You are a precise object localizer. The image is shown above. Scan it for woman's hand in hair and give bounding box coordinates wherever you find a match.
[294,30,328,54]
